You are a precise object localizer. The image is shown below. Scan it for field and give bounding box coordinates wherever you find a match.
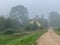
[0,30,47,45]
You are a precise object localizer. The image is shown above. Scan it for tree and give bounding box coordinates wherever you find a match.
[49,11,60,28]
[10,5,28,24]
[0,16,5,31]
[38,14,48,28]
[25,22,38,31]
[4,17,14,28]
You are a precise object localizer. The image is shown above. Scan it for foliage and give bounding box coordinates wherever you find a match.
[0,16,5,31]
[55,28,60,35]
[25,22,38,31]
[54,28,60,35]
[0,35,21,45]
[4,30,15,34]
[10,5,28,24]
[37,15,48,28]
[55,31,60,35]
[5,30,47,45]
[49,11,60,28]
[0,5,48,34]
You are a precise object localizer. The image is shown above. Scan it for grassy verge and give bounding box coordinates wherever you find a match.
[5,30,47,45]
[0,35,21,45]
[54,28,60,35]
[55,31,60,35]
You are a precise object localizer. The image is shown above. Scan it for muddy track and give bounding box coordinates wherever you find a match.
[37,29,60,45]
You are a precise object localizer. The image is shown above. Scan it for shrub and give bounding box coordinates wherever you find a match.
[4,28,15,34]
[56,28,60,31]
[4,30,14,34]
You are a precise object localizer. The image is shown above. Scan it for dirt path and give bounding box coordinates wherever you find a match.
[37,29,60,45]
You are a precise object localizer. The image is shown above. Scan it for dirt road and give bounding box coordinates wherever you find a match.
[37,29,60,45]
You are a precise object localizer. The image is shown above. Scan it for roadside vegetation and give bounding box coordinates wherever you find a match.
[54,28,60,35]
[0,35,21,45]
[0,30,47,45]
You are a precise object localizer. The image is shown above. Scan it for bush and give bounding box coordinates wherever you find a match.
[4,28,15,34]
[25,22,38,31]
[4,30,14,34]
[39,26,44,30]
[55,28,60,31]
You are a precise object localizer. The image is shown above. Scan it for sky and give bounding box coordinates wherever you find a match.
[0,0,60,19]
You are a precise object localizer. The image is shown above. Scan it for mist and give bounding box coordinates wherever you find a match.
[0,1,60,45]
[0,0,60,18]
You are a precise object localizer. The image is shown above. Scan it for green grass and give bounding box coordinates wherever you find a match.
[0,35,21,45]
[0,30,47,45]
[54,28,60,35]
[55,31,60,35]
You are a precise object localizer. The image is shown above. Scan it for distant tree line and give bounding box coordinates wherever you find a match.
[0,5,48,34]
[49,11,60,28]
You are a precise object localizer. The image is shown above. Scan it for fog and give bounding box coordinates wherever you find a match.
[0,1,60,43]
[0,0,60,18]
